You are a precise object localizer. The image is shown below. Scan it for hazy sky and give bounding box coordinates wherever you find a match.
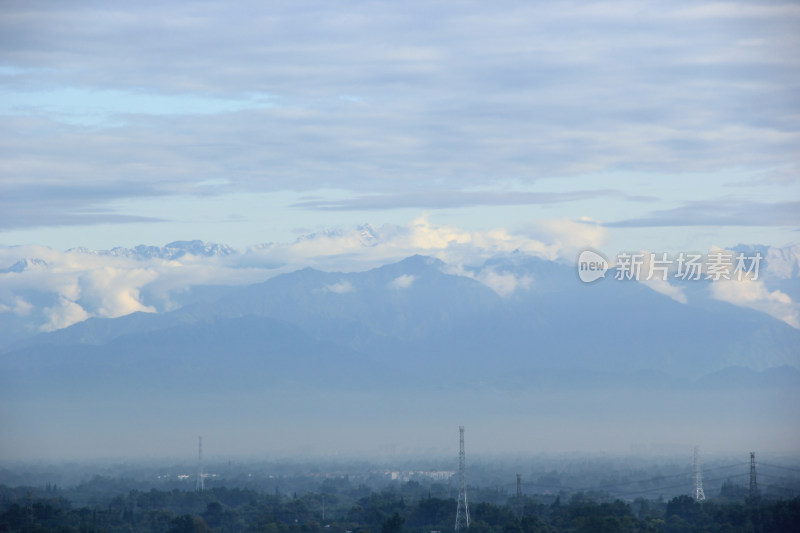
[4,2,800,462]
[1,0,798,255]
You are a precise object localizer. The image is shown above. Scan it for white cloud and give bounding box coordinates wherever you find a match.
[13,297,34,317]
[634,251,688,304]
[40,297,91,332]
[2,0,797,239]
[606,246,799,325]
[325,281,354,294]
[528,218,609,261]
[0,216,609,331]
[1,248,180,331]
[475,270,533,297]
[242,215,564,271]
[641,279,688,304]
[688,246,800,328]
[249,215,606,298]
[389,274,416,290]
[442,263,533,297]
[2,231,799,334]
[710,275,799,329]
[674,3,800,21]
[79,266,158,318]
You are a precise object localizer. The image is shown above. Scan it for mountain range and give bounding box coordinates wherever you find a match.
[3,252,799,384]
[1,247,799,458]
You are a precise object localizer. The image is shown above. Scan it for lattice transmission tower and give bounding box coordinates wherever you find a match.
[749,452,758,500]
[196,436,205,492]
[455,426,470,531]
[693,446,706,502]
[516,473,523,517]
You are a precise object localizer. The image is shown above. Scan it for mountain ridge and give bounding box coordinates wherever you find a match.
[4,253,799,382]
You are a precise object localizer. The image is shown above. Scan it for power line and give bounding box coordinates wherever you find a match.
[513,462,748,494]
[754,472,800,481]
[512,470,795,500]
[759,483,797,495]
[612,473,750,497]
[758,463,800,474]
[504,458,800,500]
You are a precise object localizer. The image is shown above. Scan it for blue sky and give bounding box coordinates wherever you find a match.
[1,0,798,256]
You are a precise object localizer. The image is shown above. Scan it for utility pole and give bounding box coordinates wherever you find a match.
[455,426,470,531]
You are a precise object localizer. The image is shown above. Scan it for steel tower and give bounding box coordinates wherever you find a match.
[196,436,205,492]
[693,446,706,502]
[749,452,758,500]
[455,426,470,531]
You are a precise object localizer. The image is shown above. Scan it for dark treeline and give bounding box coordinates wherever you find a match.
[1,483,798,533]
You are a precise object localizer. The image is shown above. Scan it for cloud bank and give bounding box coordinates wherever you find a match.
[1,0,798,234]
[2,219,799,343]
[0,217,601,333]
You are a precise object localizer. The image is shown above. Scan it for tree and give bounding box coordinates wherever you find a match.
[381,512,404,533]
[168,514,212,533]
[169,515,196,533]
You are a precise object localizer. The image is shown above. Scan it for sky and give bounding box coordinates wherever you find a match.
[1,0,798,258]
[2,2,800,460]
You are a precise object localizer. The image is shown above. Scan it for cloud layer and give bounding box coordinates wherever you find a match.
[2,218,798,338]
[0,217,599,332]
[1,0,798,233]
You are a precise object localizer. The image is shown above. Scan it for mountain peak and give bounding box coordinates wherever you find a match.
[1,258,49,273]
[67,241,237,260]
[397,254,443,267]
[374,255,445,277]
[294,224,379,248]
[161,240,236,258]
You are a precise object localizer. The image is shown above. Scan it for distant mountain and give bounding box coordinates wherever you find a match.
[292,223,380,248]
[68,239,237,260]
[5,253,799,385]
[3,242,799,349]
[0,257,49,273]
[3,251,799,458]
[0,315,378,397]
[734,243,800,281]
[733,243,800,303]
